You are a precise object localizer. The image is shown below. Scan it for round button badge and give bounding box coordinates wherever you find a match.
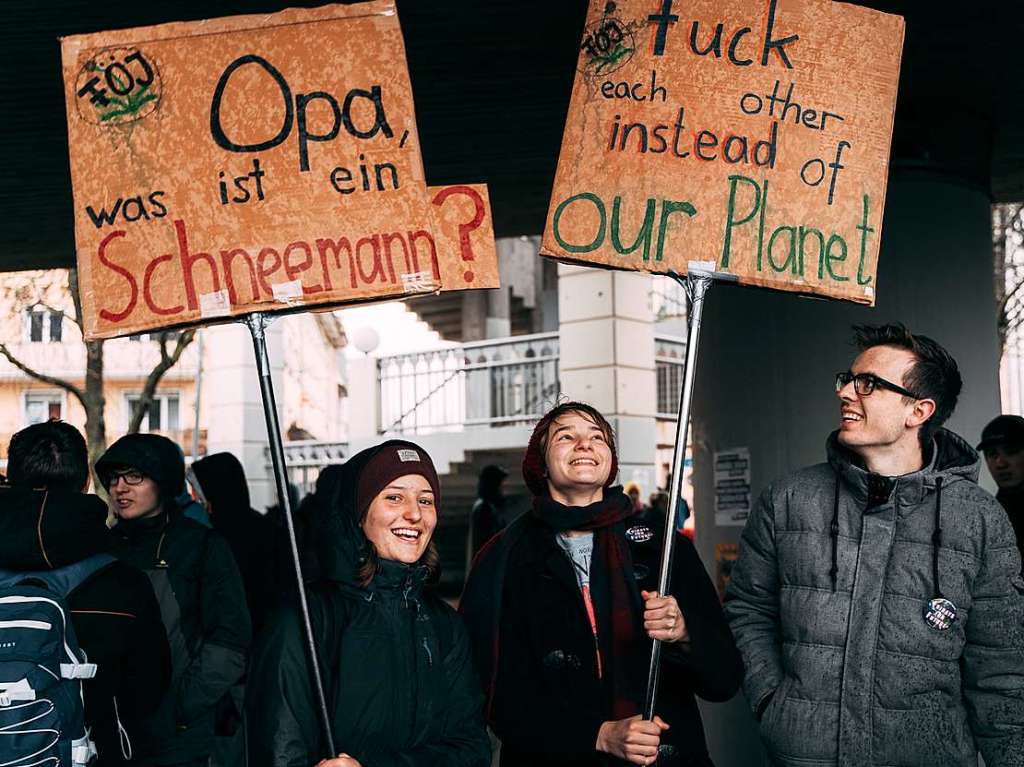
[923,597,957,631]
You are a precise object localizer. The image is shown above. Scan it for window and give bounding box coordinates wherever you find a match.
[24,392,62,425]
[126,393,180,432]
[25,306,63,343]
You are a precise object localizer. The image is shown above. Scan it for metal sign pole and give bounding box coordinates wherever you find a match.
[642,264,724,724]
[244,312,336,757]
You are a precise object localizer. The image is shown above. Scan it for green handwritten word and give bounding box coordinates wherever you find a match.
[720,174,874,285]
[552,192,696,262]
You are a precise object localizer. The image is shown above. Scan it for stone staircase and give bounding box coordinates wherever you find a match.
[432,446,530,596]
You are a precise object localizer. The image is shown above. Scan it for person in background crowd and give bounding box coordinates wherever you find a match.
[190,452,277,635]
[189,452,278,767]
[246,440,491,767]
[468,464,509,565]
[97,434,251,767]
[624,481,644,513]
[0,421,170,766]
[726,324,1024,766]
[461,402,742,767]
[978,414,1024,568]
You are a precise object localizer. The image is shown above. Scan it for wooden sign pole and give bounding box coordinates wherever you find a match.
[642,264,734,727]
[244,312,336,757]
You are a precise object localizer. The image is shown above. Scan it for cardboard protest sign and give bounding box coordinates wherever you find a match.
[62,2,493,340]
[540,0,904,305]
[428,184,500,290]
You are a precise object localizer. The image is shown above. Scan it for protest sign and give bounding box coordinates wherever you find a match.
[540,0,904,304]
[428,184,500,290]
[62,2,495,340]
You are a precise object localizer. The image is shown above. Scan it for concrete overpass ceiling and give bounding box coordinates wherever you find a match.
[0,1,1020,273]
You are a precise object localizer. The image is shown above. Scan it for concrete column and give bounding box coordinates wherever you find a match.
[693,174,1000,766]
[203,320,285,511]
[346,354,380,444]
[557,264,658,493]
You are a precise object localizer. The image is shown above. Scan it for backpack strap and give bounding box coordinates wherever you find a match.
[36,553,119,599]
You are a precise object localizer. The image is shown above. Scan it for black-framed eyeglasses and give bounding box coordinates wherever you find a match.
[835,371,922,399]
[106,469,146,488]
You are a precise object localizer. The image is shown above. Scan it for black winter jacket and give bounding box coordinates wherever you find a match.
[245,441,491,767]
[0,486,171,766]
[475,510,742,767]
[111,508,251,766]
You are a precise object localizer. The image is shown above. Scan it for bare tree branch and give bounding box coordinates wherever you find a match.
[127,330,196,434]
[0,342,86,405]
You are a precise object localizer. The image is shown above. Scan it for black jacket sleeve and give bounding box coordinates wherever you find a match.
[659,535,744,702]
[119,570,173,717]
[176,532,252,724]
[367,610,491,767]
[245,606,321,767]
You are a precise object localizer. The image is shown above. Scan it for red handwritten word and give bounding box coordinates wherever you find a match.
[94,186,488,325]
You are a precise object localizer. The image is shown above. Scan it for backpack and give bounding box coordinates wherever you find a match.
[0,553,116,767]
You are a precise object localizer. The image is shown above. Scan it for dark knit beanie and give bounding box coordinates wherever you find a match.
[522,402,619,497]
[355,441,441,518]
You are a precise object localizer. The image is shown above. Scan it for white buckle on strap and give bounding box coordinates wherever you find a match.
[0,678,36,706]
[60,662,97,679]
[72,734,98,767]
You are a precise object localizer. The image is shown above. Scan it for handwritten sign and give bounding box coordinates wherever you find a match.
[540,0,904,304]
[428,184,499,290]
[61,2,495,340]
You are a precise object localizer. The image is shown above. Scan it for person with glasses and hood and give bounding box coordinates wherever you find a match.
[244,440,491,767]
[460,402,742,767]
[725,324,1024,766]
[96,434,251,767]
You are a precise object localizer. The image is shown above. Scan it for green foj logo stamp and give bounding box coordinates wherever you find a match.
[75,47,162,126]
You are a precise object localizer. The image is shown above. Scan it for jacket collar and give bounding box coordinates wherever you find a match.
[827,428,979,511]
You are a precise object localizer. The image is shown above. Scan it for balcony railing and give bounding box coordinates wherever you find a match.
[377,332,560,435]
[655,334,687,419]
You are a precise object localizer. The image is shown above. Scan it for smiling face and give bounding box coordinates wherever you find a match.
[109,469,163,521]
[360,473,437,564]
[544,411,613,503]
[836,345,934,472]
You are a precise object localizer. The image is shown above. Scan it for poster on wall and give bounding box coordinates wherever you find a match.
[714,446,751,526]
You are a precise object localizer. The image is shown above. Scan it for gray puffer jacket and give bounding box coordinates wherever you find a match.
[724,429,1024,766]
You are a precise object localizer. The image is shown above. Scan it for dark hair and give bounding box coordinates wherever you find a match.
[7,420,90,492]
[356,497,441,588]
[852,323,962,445]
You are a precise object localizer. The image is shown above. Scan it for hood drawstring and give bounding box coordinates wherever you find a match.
[931,476,944,599]
[830,476,841,592]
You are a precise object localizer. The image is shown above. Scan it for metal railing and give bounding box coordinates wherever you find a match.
[655,334,687,419]
[377,332,560,435]
[280,440,348,495]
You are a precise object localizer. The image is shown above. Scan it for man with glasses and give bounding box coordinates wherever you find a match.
[97,433,250,767]
[725,323,1024,766]
[0,420,170,765]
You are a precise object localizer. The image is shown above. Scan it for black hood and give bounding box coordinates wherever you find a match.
[312,440,436,590]
[191,452,251,518]
[96,433,185,502]
[0,486,111,570]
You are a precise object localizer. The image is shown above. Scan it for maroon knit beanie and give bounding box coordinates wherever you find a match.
[356,441,441,518]
[522,402,619,497]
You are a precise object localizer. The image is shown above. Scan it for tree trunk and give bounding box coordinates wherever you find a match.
[83,338,106,467]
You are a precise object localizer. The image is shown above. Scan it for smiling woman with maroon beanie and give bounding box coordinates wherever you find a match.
[245,440,490,767]
[461,402,742,767]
